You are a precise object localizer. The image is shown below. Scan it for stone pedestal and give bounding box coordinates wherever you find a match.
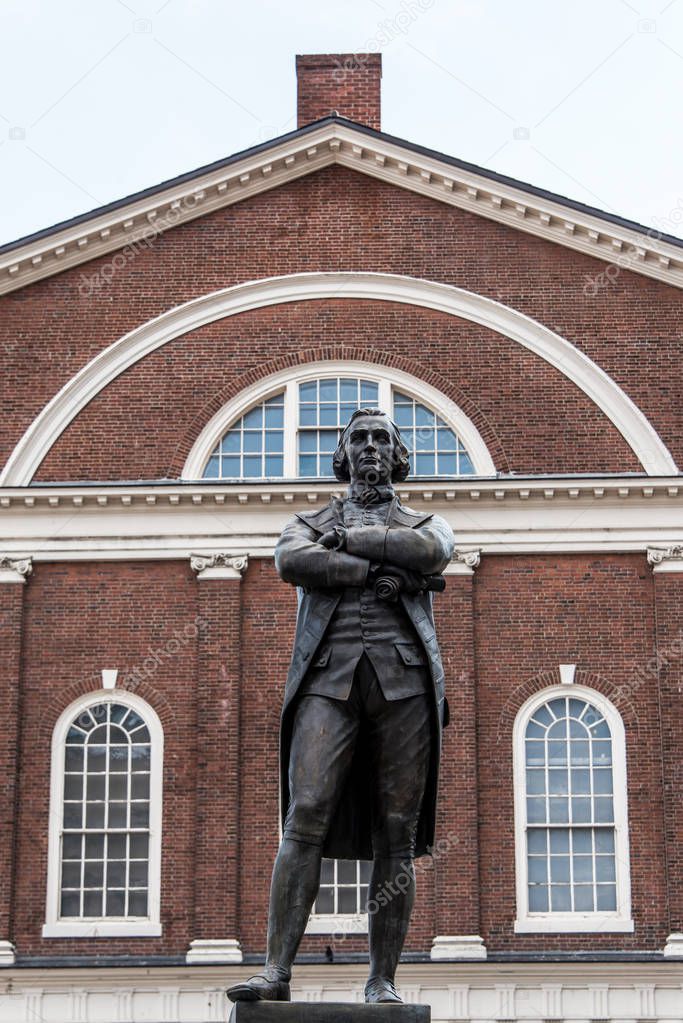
[230,1003,430,1023]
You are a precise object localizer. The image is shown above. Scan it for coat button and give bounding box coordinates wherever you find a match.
[303,651,310,660]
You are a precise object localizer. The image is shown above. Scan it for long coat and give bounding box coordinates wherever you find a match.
[274,496,455,859]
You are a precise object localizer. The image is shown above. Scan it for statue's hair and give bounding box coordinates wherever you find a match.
[332,408,411,483]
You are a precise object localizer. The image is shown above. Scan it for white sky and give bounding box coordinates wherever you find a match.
[2,0,683,247]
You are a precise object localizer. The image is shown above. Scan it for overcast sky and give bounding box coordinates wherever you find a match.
[2,0,683,247]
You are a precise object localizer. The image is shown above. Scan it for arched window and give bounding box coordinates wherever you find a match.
[185,363,496,481]
[513,686,632,933]
[43,692,163,938]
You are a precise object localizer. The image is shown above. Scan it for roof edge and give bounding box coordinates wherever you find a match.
[2,117,683,294]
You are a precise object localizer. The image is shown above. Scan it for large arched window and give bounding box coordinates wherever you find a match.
[43,691,163,938]
[183,363,496,481]
[513,686,632,933]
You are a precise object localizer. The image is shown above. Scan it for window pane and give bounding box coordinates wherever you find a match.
[84,891,103,916]
[574,886,594,911]
[64,803,83,828]
[550,885,571,911]
[106,891,126,916]
[527,830,547,854]
[63,834,82,860]
[128,891,148,916]
[61,892,80,917]
[243,407,262,429]
[62,862,81,888]
[64,775,83,800]
[596,884,617,911]
[107,861,126,887]
[204,394,286,480]
[83,861,104,887]
[130,834,149,859]
[85,834,105,859]
[415,453,435,476]
[315,888,334,914]
[528,886,548,911]
[337,888,357,913]
[338,860,357,884]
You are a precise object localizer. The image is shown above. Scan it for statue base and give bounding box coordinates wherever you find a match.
[229,1002,431,1023]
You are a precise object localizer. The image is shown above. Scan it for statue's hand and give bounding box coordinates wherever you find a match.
[318,526,348,551]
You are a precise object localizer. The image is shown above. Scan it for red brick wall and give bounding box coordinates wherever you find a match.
[1,166,681,480]
[473,553,667,950]
[8,552,671,956]
[13,560,199,956]
[296,54,381,129]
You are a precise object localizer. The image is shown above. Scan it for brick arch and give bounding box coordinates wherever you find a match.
[494,667,642,746]
[166,344,510,478]
[36,675,178,746]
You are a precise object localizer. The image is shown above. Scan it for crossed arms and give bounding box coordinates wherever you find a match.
[274,513,454,593]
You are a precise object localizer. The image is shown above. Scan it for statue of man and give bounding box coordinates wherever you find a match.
[228,409,454,1005]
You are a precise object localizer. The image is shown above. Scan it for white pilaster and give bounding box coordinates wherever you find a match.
[190,553,248,580]
[443,549,481,576]
[430,934,487,960]
[0,940,15,966]
[186,938,243,964]
[0,555,32,584]
[647,544,683,572]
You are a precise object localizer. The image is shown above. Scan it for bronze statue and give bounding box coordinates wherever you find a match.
[228,409,454,1004]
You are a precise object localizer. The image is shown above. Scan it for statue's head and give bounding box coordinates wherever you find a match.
[332,408,411,485]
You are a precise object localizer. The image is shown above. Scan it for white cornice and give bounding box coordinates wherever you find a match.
[1,476,682,561]
[3,123,683,295]
[2,273,676,485]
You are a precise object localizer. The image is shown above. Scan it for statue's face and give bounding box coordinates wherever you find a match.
[345,414,394,485]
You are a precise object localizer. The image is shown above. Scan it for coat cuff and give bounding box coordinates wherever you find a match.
[345,526,388,562]
[326,551,370,589]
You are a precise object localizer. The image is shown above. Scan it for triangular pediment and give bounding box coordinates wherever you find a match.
[2,117,683,294]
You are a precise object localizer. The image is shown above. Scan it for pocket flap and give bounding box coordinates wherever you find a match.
[312,645,331,668]
[395,642,427,667]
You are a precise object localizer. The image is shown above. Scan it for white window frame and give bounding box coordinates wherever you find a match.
[306,858,370,935]
[43,690,164,938]
[182,360,496,480]
[513,684,633,933]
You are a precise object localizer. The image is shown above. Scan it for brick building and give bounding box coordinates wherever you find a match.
[1,52,683,1022]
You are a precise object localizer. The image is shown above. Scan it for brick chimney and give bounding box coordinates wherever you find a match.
[296,53,382,130]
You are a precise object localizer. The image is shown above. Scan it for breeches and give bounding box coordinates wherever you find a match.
[284,653,431,858]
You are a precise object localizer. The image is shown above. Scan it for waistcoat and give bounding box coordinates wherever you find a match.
[299,495,430,702]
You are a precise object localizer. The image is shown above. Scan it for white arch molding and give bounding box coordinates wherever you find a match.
[182,360,497,479]
[1,272,676,484]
